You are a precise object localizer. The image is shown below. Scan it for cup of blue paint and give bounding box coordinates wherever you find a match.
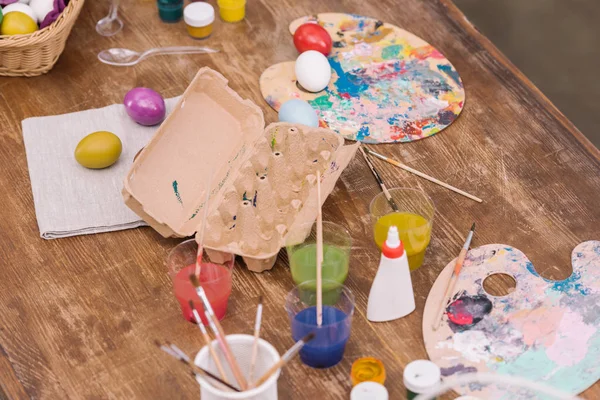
[285,281,354,369]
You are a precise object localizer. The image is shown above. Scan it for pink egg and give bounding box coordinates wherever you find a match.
[124,87,166,126]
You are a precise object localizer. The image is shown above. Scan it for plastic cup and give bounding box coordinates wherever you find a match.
[195,334,281,400]
[369,187,435,271]
[167,239,234,324]
[286,221,351,304]
[285,281,354,369]
[217,0,246,23]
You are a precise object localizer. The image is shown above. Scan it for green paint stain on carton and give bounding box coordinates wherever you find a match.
[309,95,333,110]
[172,180,182,205]
[382,44,403,60]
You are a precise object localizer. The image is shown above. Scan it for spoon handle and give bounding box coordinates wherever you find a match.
[109,0,120,20]
[143,46,219,59]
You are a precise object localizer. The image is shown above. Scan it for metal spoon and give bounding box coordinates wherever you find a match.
[96,0,123,37]
[98,47,220,67]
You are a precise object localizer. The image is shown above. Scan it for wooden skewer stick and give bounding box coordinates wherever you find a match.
[252,333,315,388]
[358,145,399,212]
[189,300,229,383]
[364,148,483,203]
[432,223,476,331]
[154,340,240,392]
[248,295,264,383]
[190,275,249,390]
[195,172,214,277]
[316,170,323,326]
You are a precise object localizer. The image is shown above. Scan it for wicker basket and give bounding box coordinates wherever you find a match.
[0,0,85,77]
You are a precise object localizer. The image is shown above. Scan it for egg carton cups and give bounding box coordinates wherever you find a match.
[123,67,358,272]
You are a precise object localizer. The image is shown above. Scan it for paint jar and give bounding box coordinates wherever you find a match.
[184,2,215,39]
[217,0,246,23]
[351,382,389,400]
[286,281,354,369]
[370,187,435,271]
[286,221,351,305]
[167,239,234,325]
[195,334,281,400]
[351,357,386,386]
[157,0,184,23]
[403,360,441,399]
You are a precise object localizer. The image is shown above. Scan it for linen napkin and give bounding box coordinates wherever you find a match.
[23,96,181,239]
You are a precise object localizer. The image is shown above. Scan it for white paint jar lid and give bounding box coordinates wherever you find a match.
[184,2,215,27]
[351,382,389,400]
[403,360,441,394]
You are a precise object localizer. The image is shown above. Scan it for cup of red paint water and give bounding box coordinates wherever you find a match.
[285,281,354,369]
[167,239,234,325]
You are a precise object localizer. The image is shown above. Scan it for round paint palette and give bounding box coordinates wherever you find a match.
[260,13,465,143]
[423,241,600,398]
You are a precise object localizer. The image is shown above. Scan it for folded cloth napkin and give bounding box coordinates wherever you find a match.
[23,96,181,239]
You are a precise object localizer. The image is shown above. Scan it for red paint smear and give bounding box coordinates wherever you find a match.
[318,120,329,128]
[446,300,474,325]
[340,92,352,99]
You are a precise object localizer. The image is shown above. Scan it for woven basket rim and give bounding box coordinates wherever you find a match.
[0,0,83,44]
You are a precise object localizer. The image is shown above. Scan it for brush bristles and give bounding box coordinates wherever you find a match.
[303,332,315,343]
[258,295,263,304]
[188,300,196,310]
[471,222,476,231]
[189,274,200,287]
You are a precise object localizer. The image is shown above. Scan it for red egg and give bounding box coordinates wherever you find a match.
[293,23,333,56]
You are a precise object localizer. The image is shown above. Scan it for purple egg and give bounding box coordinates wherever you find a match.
[124,87,166,126]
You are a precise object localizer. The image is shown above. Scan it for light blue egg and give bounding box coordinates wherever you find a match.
[278,99,319,128]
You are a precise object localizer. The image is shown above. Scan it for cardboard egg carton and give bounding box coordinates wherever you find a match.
[122,68,359,272]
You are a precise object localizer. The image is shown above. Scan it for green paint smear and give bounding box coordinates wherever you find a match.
[309,95,333,110]
[172,180,182,205]
[382,44,403,60]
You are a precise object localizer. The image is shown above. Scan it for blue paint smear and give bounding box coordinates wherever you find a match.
[356,125,370,140]
[437,64,462,87]
[328,57,369,98]
[525,261,539,277]
[172,180,183,205]
[548,270,590,295]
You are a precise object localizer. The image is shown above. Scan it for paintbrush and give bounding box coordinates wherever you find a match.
[248,295,264,383]
[432,223,476,331]
[188,300,229,383]
[252,333,316,388]
[316,170,324,326]
[154,340,240,392]
[358,145,399,212]
[364,148,483,203]
[189,274,248,390]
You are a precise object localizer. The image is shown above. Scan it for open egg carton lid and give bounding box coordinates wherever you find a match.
[122,67,359,272]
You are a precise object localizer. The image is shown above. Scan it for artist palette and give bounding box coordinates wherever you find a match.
[423,241,600,399]
[260,13,465,144]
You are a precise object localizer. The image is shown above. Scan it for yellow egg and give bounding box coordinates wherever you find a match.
[0,12,38,36]
[75,131,123,169]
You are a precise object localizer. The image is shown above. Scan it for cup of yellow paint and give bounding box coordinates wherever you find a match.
[217,0,246,23]
[369,188,434,271]
[184,2,215,39]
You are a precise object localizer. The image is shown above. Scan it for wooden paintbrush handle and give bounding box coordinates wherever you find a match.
[213,320,248,390]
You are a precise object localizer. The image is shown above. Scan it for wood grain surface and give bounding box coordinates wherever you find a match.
[0,0,598,399]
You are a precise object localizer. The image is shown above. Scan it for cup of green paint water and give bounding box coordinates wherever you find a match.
[286,221,351,304]
[370,187,435,271]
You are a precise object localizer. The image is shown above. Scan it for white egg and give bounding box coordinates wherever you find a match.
[29,0,54,23]
[295,50,331,93]
[2,3,37,21]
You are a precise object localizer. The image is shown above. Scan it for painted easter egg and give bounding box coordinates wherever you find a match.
[278,99,319,128]
[2,3,36,21]
[75,131,122,169]
[293,23,332,56]
[295,50,331,93]
[0,11,37,35]
[124,88,166,126]
[29,0,53,22]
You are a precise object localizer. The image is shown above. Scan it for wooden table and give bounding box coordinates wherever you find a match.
[1,0,599,398]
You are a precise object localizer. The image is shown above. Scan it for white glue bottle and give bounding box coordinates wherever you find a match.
[367,225,415,322]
